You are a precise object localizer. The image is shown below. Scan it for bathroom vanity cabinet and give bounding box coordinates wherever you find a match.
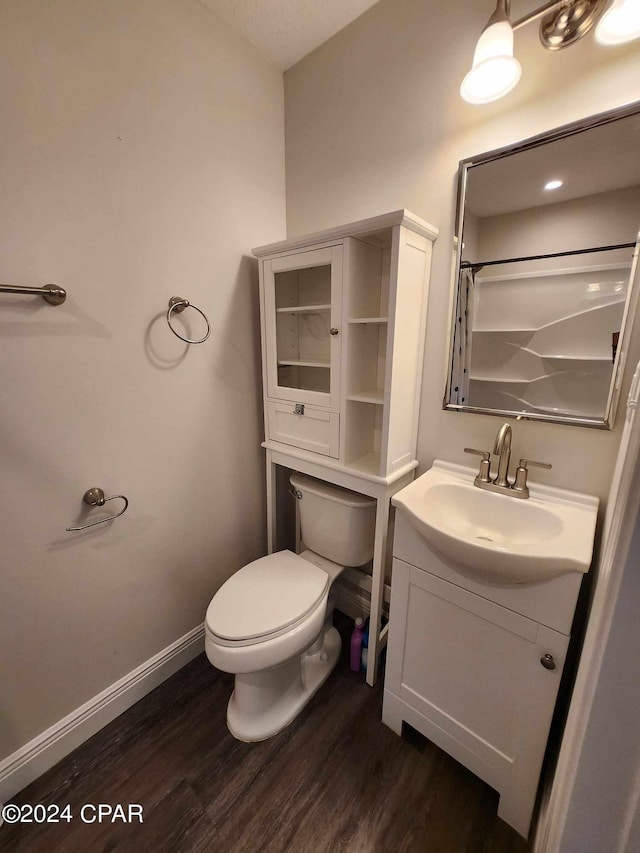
[383,512,583,838]
[253,211,438,685]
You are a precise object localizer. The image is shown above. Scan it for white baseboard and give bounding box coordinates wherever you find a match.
[0,624,205,804]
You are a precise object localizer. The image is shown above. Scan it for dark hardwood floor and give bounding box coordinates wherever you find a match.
[1,616,530,853]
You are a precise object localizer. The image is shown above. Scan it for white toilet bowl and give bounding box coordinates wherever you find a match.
[205,549,345,741]
[205,473,376,742]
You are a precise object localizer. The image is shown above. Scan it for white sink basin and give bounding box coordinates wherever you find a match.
[392,460,599,584]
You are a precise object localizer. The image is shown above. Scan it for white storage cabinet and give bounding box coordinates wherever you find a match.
[253,211,439,685]
[256,212,438,479]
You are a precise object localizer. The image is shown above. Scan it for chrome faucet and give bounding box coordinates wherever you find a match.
[464,422,552,499]
[493,423,512,487]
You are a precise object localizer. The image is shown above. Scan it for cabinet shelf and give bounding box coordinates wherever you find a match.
[346,451,382,476]
[278,359,329,369]
[347,389,385,405]
[349,317,388,324]
[276,304,331,314]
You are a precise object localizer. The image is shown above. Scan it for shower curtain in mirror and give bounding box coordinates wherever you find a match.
[450,267,475,405]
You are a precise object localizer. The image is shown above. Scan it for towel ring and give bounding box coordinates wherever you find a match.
[167,296,211,344]
[66,487,129,532]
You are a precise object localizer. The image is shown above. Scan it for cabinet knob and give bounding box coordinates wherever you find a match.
[329,327,339,336]
[540,653,556,670]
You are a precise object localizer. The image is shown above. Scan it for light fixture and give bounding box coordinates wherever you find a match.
[596,0,640,44]
[544,179,564,189]
[460,0,521,104]
[461,0,637,105]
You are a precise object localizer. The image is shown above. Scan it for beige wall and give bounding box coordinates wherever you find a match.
[476,184,640,276]
[0,0,285,760]
[284,0,640,504]
[560,508,640,852]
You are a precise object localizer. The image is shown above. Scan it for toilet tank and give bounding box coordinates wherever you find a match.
[290,473,376,567]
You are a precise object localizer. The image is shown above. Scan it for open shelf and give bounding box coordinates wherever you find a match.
[474,328,536,334]
[347,389,384,405]
[346,451,382,477]
[347,237,390,320]
[475,296,626,336]
[470,376,530,384]
[468,282,624,415]
[468,375,609,420]
[531,403,604,418]
[347,321,387,415]
[340,566,392,604]
[539,354,612,362]
[345,400,383,473]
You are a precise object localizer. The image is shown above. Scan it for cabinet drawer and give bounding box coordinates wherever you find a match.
[267,400,340,458]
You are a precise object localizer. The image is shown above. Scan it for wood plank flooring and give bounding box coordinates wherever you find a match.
[0,617,531,853]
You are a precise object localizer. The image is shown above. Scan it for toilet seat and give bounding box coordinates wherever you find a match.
[206,550,329,646]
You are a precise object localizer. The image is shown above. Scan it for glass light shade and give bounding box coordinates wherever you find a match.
[460,21,522,104]
[596,0,640,44]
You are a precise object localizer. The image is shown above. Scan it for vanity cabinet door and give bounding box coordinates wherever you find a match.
[263,246,343,410]
[383,558,569,837]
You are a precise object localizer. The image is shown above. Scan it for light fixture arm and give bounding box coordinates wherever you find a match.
[512,0,575,31]
[485,0,512,28]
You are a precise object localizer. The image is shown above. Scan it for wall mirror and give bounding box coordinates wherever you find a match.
[445,103,640,429]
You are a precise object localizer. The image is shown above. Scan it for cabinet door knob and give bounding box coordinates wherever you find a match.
[540,653,556,670]
[329,327,339,336]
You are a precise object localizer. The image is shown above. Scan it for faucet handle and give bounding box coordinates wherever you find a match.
[513,458,552,497]
[464,448,491,483]
[519,458,552,470]
[464,447,490,460]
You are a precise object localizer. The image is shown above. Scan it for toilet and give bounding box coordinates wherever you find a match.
[205,473,376,742]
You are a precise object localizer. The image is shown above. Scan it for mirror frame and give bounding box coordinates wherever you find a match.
[445,100,640,430]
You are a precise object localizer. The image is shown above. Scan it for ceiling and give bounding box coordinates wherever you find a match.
[465,111,640,218]
[200,0,381,70]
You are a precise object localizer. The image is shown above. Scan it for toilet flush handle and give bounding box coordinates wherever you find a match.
[289,488,302,500]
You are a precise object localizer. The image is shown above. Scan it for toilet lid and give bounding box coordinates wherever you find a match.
[206,551,330,642]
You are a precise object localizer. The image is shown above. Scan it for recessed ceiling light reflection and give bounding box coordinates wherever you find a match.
[544,179,564,190]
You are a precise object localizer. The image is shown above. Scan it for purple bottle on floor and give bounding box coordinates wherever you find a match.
[350,617,365,672]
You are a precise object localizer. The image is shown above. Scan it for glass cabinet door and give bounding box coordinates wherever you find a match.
[263,246,342,409]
